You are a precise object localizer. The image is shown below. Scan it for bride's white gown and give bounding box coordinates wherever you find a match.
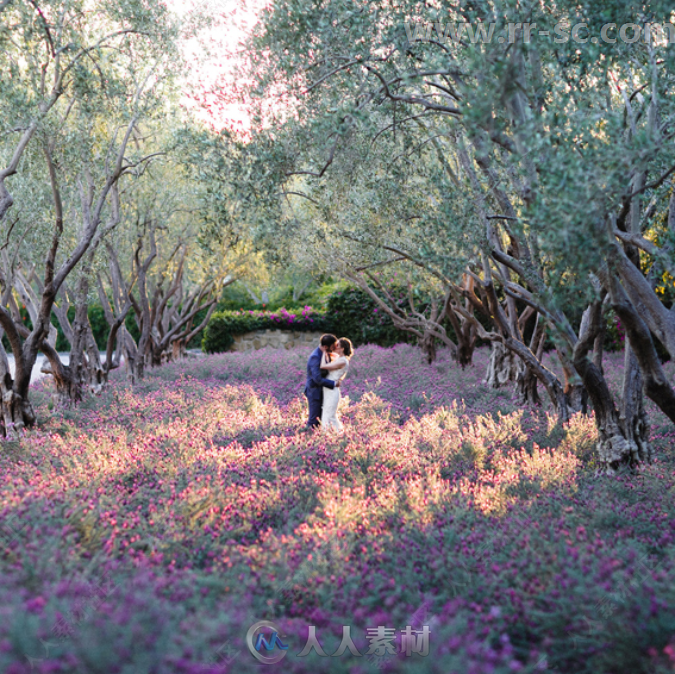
[321,356,348,431]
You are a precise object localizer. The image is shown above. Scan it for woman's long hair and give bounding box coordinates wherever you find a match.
[339,337,353,358]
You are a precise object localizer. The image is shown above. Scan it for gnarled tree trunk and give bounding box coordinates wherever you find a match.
[418,328,437,365]
[485,341,521,388]
[0,341,35,437]
[573,298,650,471]
[446,284,477,367]
[515,361,540,406]
[621,344,650,463]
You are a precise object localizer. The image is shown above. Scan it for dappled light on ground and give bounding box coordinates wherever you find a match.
[0,345,673,673]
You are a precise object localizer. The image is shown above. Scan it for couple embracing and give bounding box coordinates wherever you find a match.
[304,333,353,432]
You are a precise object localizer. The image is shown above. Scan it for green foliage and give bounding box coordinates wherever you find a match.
[216,284,260,311]
[202,282,491,353]
[125,310,141,344]
[88,305,108,351]
[202,307,335,353]
[177,126,285,264]
[239,0,675,382]
[300,281,347,309]
[213,282,338,314]
[253,281,344,311]
[325,286,416,347]
[53,312,69,352]
[215,280,344,313]
[201,321,235,354]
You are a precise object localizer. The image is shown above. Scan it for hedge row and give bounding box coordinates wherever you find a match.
[324,286,417,348]
[201,286,455,353]
[201,306,336,353]
[201,284,428,354]
[200,284,643,356]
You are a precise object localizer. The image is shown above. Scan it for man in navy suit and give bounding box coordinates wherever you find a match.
[304,333,340,429]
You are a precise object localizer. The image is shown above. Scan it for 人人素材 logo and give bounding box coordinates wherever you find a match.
[246,620,289,664]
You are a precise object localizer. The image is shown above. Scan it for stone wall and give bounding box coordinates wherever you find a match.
[231,329,324,352]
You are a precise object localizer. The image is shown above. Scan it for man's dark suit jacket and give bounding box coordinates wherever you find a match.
[305,347,336,401]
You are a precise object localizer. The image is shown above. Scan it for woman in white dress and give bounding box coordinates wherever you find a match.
[320,338,353,432]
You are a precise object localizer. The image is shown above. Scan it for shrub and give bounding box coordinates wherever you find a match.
[324,284,500,348]
[88,303,109,350]
[201,306,336,353]
[201,320,235,353]
[202,282,492,353]
[325,285,416,347]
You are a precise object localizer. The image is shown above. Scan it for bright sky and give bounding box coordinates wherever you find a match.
[166,0,264,133]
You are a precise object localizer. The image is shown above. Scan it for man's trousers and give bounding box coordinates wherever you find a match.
[307,395,322,428]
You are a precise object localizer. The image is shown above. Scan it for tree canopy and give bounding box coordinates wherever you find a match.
[215,0,675,469]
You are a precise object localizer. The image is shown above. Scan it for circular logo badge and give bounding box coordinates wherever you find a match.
[246,620,289,664]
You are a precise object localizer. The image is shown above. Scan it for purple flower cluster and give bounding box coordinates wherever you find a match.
[269,306,313,325]
[236,306,316,326]
[0,345,672,672]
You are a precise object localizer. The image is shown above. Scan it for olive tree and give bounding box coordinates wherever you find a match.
[238,0,675,468]
[0,0,179,427]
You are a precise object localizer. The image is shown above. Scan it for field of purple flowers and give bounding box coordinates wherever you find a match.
[0,344,674,673]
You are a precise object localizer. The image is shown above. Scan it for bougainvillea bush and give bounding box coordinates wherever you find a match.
[0,344,674,673]
[202,306,336,353]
